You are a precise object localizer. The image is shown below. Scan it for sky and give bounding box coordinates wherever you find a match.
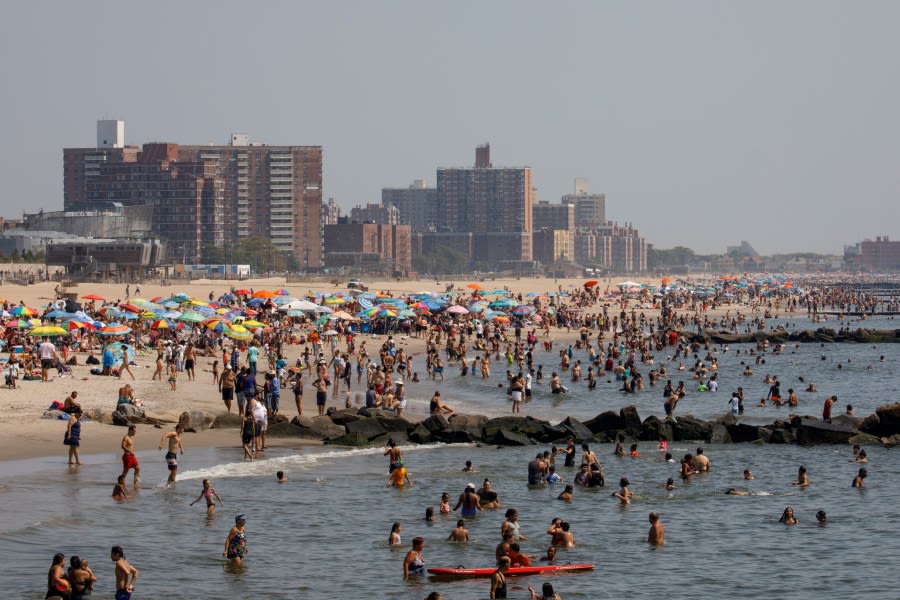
[2,1,898,255]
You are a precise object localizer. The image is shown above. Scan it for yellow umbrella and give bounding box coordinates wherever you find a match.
[323,296,346,305]
[29,325,69,336]
[242,319,266,328]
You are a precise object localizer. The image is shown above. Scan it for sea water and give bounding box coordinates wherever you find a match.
[5,313,900,599]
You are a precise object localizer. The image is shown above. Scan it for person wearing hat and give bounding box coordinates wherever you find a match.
[224,514,248,565]
[453,483,483,517]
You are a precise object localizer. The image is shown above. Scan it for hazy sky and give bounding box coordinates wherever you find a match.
[2,1,898,255]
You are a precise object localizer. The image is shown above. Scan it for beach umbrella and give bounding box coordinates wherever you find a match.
[178,311,205,323]
[275,288,290,296]
[81,293,105,301]
[10,306,36,317]
[511,305,535,315]
[489,298,517,309]
[98,324,132,336]
[321,329,339,336]
[119,303,142,313]
[45,310,72,319]
[314,305,333,314]
[583,280,599,288]
[234,289,251,296]
[224,327,253,341]
[466,283,482,290]
[331,310,357,321]
[447,305,469,315]
[149,319,170,329]
[252,290,277,299]
[242,319,266,328]
[323,296,346,305]
[29,325,69,336]
[67,320,96,332]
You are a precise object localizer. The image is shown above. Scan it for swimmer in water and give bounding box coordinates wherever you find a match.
[816,510,827,525]
[793,465,809,488]
[647,512,665,546]
[852,468,868,488]
[190,479,224,517]
[725,488,749,496]
[743,469,755,480]
[779,506,798,525]
[447,520,470,542]
[612,477,634,505]
[277,471,287,483]
[665,478,675,491]
[112,475,128,500]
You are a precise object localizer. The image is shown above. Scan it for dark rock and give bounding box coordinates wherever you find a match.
[539,424,574,444]
[439,414,488,443]
[639,416,674,442]
[346,417,389,441]
[619,405,642,431]
[296,415,347,440]
[709,424,732,443]
[329,409,364,426]
[447,414,488,431]
[769,428,795,444]
[491,428,534,446]
[557,416,593,442]
[882,433,900,447]
[795,419,858,445]
[422,414,449,433]
[727,422,760,443]
[434,427,479,444]
[178,410,214,432]
[326,432,370,446]
[408,424,433,444]
[584,411,623,434]
[859,414,881,436]
[212,413,244,429]
[375,414,413,433]
[671,415,712,441]
[483,416,548,441]
[848,433,881,446]
[115,403,145,420]
[830,414,863,429]
[875,403,900,435]
[756,428,773,444]
[266,421,305,437]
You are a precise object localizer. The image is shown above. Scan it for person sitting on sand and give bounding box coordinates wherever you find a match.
[63,390,81,414]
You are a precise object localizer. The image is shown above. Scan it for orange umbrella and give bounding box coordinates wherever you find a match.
[466,283,482,290]
[81,293,105,301]
[583,280,599,288]
[252,290,277,299]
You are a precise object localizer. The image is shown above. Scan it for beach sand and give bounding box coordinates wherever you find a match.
[0,273,678,463]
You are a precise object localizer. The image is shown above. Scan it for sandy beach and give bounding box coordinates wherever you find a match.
[1,274,675,463]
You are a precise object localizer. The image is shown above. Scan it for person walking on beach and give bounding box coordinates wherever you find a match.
[219,364,236,413]
[110,545,138,600]
[158,424,184,485]
[64,407,83,465]
[120,425,140,485]
[117,344,135,381]
[39,336,58,382]
[224,514,249,566]
[190,479,225,517]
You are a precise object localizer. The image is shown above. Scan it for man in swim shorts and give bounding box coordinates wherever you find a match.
[158,424,184,485]
[111,545,138,600]
[453,483,483,517]
[120,425,140,485]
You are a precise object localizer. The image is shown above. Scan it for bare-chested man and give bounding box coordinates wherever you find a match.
[110,545,138,600]
[158,425,184,485]
[120,425,140,485]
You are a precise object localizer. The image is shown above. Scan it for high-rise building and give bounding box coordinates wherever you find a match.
[532,201,574,231]
[350,203,400,225]
[63,122,323,267]
[436,145,533,262]
[382,179,437,232]
[562,178,605,228]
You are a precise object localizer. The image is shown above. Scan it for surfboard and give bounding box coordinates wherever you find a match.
[427,563,594,579]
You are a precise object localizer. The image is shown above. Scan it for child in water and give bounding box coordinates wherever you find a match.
[190,479,225,517]
[440,492,452,513]
[112,475,128,500]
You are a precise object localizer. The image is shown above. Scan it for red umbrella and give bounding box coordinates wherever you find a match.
[120,304,141,313]
[81,293,105,301]
[584,280,599,288]
[234,289,251,296]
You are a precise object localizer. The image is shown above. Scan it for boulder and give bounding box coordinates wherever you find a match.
[329,409,364,426]
[293,415,347,440]
[266,421,306,437]
[438,414,488,444]
[859,414,881,436]
[326,432,370,447]
[491,428,535,446]
[538,424,574,444]
[830,414,863,430]
[557,416,593,442]
[726,422,761,443]
[422,414,449,433]
[671,415,712,441]
[115,403,145,420]
[375,414,413,433]
[408,424,433,444]
[178,410,215,432]
[795,419,858,445]
[768,428,795,444]
[619,405,642,431]
[875,403,900,435]
[882,433,900,447]
[848,433,882,446]
[639,416,674,442]
[346,417,389,441]
[584,411,623,435]
[212,412,244,429]
[709,423,732,444]
[483,416,548,441]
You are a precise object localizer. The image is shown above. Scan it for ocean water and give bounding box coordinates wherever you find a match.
[5,314,900,599]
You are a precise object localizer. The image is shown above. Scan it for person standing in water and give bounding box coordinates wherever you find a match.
[120,425,140,486]
[158,424,184,485]
[190,479,225,517]
[110,546,138,600]
[648,512,665,546]
[224,514,248,565]
[64,407,83,465]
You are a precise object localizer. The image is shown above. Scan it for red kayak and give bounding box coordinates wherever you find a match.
[428,563,594,579]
